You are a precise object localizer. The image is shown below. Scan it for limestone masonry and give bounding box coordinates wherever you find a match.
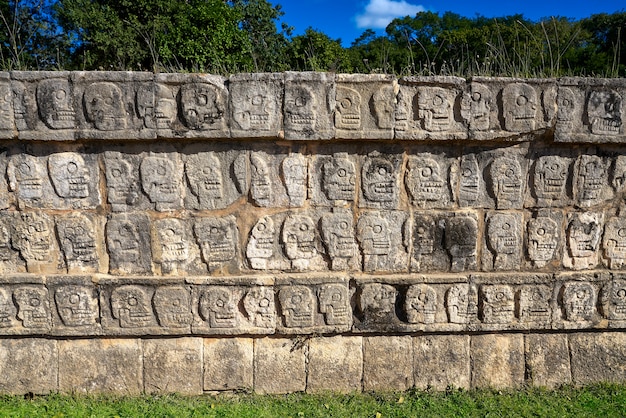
[0,71,625,394]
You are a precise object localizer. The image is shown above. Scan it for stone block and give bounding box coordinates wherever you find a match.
[471,334,524,388]
[413,335,470,390]
[204,338,253,391]
[0,338,57,394]
[143,338,203,395]
[284,72,335,140]
[254,337,306,394]
[569,332,626,384]
[363,336,413,391]
[307,336,362,393]
[525,334,571,388]
[58,338,142,394]
[229,73,284,138]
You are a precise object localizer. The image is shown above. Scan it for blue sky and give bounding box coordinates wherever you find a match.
[273,0,626,46]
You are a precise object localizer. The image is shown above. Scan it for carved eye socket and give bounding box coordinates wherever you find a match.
[251,95,263,106]
[105,97,113,106]
[496,291,505,300]
[562,99,571,107]
[472,92,481,101]
[111,168,122,178]
[128,296,138,306]
[338,168,347,177]
[30,297,40,307]
[617,289,626,298]
[197,95,208,106]
[172,299,180,307]
[619,228,626,237]
[216,299,225,307]
[332,292,341,301]
[373,225,382,234]
[55,90,66,100]
[67,162,78,174]
[69,294,80,304]
[257,223,266,232]
[505,168,514,177]
[259,298,270,308]
[341,98,352,108]
[19,162,32,175]
[421,167,432,177]
[575,290,587,299]
[417,227,425,234]
[433,95,444,106]
[157,165,167,175]
[462,168,472,177]
[211,227,219,234]
[550,163,559,171]
[378,167,388,175]
[339,222,348,230]
[418,293,428,302]
[291,295,302,303]
[517,95,528,106]
[502,223,511,230]
[299,223,309,231]
[537,228,545,236]
[295,96,307,107]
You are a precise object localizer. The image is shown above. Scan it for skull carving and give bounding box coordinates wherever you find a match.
[459,154,480,205]
[282,153,307,207]
[562,282,596,321]
[0,218,12,263]
[7,154,45,200]
[180,83,225,130]
[576,155,607,205]
[13,81,37,130]
[601,279,626,320]
[57,215,98,267]
[285,85,315,131]
[279,285,314,328]
[412,215,436,257]
[243,287,275,328]
[446,284,477,324]
[533,156,568,202]
[362,156,395,203]
[54,285,98,327]
[200,286,239,328]
[106,217,141,264]
[503,83,537,131]
[603,217,626,269]
[372,85,395,129]
[250,152,272,207]
[281,214,318,269]
[527,217,558,267]
[405,155,445,204]
[0,288,15,328]
[185,152,223,209]
[110,285,154,328]
[153,286,192,328]
[0,81,13,130]
[14,286,51,329]
[489,156,523,209]
[140,156,181,210]
[318,283,350,325]
[568,213,601,260]
[156,219,189,266]
[11,212,53,266]
[588,90,622,135]
[83,82,127,130]
[405,284,437,324]
[487,213,521,270]
[247,216,275,269]
[612,155,626,192]
[335,86,361,130]
[194,217,238,269]
[48,152,90,199]
[518,285,551,323]
[461,83,491,131]
[233,87,272,131]
[357,214,391,258]
[322,153,356,202]
[480,285,515,323]
[320,211,357,271]
[445,216,478,272]
[104,154,139,208]
[37,78,75,129]
[418,87,453,132]
[136,83,176,129]
[359,283,397,321]
[557,87,577,128]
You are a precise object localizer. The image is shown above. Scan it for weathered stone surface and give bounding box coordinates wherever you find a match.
[363,336,413,391]
[144,338,203,395]
[204,338,253,391]
[307,336,362,393]
[230,73,283,138]
[58,339,142,394]
[284,72,335,140]
[0,338,57,394]
[525,334,571,388]
[471,334,525,388]
[569,332,626,384]
[414,335,470,390]
[254,337,306,394]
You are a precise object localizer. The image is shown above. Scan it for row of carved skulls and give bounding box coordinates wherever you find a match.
[3,208,626,276]
[2,77,622,135]
[1,278,625,333]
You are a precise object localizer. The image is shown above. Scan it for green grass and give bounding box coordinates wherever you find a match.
[0,384,625,417]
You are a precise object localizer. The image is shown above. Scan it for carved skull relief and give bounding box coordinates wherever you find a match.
[83,82,127,130]
[37,78,75,129]
[335,86,361,130]
[180,83,225,130]
[48,152,90,199]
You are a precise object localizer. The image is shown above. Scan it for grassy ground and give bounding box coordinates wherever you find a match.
[0,384,625,417]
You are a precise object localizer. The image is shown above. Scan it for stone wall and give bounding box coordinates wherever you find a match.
[0,71,624,394]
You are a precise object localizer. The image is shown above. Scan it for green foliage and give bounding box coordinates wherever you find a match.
[1,384,626,417]
[286,28,350,72]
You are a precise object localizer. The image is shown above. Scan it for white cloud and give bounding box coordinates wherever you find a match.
[356,0,425,29]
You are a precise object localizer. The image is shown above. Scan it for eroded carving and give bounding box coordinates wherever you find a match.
[318,283,350,326]
[54,285,98,326]
[446,284,477,324]
[14,286,51,329]
[279,285,314,328]
[37,78,75,129]
[320,210,358,271]
[362,154,397,207]
[106,214,151,274]
[199,287,238,328]
[322,153,355,202]
[566,212,602,270]
[247,216,275,270]
[136,83,176,129]
[84,82,127,130]
[11,212,54,271]
[461,83,492,131]
[459,154,480,206]
[180,83,225,130]
[603,217,626,269]
[336,86,361,130]
[48,152,90,199]
[405,284,437,324]
[285,85,315,131]
[185,152,223,209]
[503,83,537,131]
[405,154,447,206]
[281,214,322,271]
[562,281,596,321]
[489,155,523,209]
[104,153,140,210]
[7,154,46,202]
[153,286,192,328]
[372,85,394,129]
[418,87,453,132]
[140,155,182,211]
[250,152,272,207]
[445,215,478,272]
[518,285,551,323]
[527,216,559,267]
[110,285,154,328]
[194,216,238,271]
[588,90,622,135]
[480,285,515,323]
[359,283,397,322]
[155,218,189,275]
[486,213,522,271]
[533,156,568,204]
[56,214,98,272]
[600,279,626,320]
[282,153,307,207]
[243,287,276,328]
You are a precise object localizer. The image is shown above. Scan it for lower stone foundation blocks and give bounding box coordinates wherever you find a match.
[569,333,626,384]
[524,334,571,388]
[0,339,58,394]
[307,336,363,393]
[144,338,203,395]
[414,335,471,390]
[204,338,253,391]
[363,336,413,391]
[471,334,525,388]
[254,337,306,394]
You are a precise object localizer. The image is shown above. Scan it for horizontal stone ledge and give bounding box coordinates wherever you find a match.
[0,270,622,337]
[0,71,623,142]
